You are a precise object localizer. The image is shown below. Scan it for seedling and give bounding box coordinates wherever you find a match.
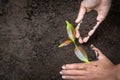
[59,21,90,63]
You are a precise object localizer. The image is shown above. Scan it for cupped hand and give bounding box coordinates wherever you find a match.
[75,0,111,44]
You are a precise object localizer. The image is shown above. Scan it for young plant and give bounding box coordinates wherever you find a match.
[58,21,90,63]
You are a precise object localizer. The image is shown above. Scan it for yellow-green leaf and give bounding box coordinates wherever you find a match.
[74,46,90,63]
[58,39,72,48]
[66,21,75,43]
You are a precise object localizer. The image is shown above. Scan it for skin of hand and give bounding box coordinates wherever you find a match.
[75,0,111,44]
[60,45,119,80]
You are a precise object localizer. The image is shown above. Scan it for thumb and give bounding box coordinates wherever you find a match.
[90,44,107,61]
[75,2,86,23]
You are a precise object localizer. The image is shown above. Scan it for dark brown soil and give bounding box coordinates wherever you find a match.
[79,10,98,38]
[0,0,120,80]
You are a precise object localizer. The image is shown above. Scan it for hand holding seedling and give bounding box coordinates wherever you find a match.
[60,45,119,80]
[75,0,111,43]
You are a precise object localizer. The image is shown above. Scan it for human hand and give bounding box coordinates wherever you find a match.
[60,45,117,80]
[75,0,111,44]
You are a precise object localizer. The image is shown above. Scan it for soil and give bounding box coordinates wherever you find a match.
[79,10,98,38]
[0,0,120,80]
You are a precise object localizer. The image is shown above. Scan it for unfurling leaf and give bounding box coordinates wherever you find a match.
[74,46,90,63]
[66,21,75,43]
[58,40,72,48]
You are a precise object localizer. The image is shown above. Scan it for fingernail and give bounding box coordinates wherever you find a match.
[62,76,66,79]
[59,71,62,74]
[62,65,66,69]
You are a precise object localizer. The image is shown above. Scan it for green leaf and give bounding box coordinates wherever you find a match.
[74,46,90,63]
[58,39,72,48]
[66,21,75,43]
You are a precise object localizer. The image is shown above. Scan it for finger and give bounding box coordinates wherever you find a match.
[90,44,105,60]
[79,37,83,44]
[75,2,86,23]
[83,36,90,43]
[95,9,109,30]
[76,23,81,38]
[90,44,99,57]
[90,44,114,65]
[62,63,87,70]
[60,70,87,76]
[75,23,84,44]
[83,21,101,43]
[61,75,85,80]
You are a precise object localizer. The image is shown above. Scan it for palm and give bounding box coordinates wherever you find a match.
[75,0,111,44]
